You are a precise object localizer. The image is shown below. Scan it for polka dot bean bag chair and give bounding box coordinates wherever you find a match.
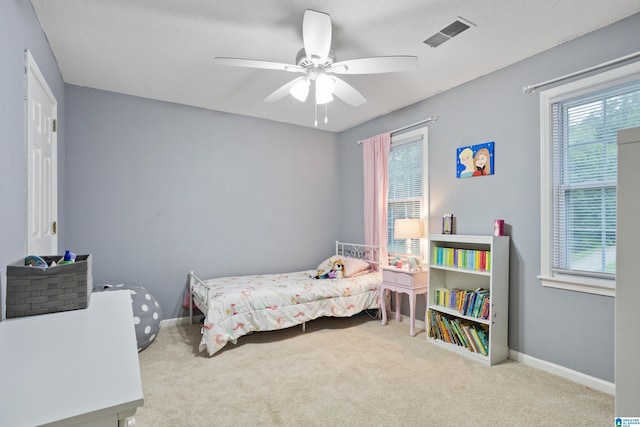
[96,284,163,352]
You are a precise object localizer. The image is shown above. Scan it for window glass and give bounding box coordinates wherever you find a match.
[387,137,423,255]
[548,78,640,281]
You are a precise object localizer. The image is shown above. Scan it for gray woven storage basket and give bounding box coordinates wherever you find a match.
[6,254,93,318]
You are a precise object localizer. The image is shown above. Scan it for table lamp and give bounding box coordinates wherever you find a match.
[394,218,424,270]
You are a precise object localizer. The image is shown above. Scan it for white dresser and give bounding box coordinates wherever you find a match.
[615,126,640,416]
[0,290,144,426]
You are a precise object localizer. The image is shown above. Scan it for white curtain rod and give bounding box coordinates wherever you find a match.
[522,50,640,94]
[357,115,439,145]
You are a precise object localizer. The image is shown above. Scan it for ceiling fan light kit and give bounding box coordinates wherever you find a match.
[289,78,310,102]
[315,73,336,105]
[213,9,418,126]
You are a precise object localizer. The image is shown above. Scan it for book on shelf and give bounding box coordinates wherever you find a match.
[477,329,489,355]
[469,327,487,356]
[432,247,491,272]
[438,315,452,343]
[442,317,457,345]
[429,311,441,341]
[452,320,469,349]
[481,298,490,319]
[428,310,490,356]
[462,325,479,353]
[433,288,491,320]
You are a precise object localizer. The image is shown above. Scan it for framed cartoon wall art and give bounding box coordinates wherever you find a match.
[456,141,494,178]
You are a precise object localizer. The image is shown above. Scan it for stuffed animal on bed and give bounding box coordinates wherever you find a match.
[328,260,345,279]
[312,259,345,280]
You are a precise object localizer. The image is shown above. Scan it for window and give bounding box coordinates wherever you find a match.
[540,62,640,296]
[387,128,428,256]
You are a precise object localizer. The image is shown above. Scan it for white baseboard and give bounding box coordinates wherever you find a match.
[508,349,615,396]
[391,311,615,396]
[160,315,202,328]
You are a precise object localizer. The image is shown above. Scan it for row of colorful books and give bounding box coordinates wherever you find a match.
[433,288,490,320]
[432,247,491,271]
[428,310,489,356]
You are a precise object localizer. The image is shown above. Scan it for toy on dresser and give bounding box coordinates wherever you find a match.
[407,256,423,271]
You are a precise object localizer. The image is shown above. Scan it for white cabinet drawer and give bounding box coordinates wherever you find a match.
[382,269,428,288]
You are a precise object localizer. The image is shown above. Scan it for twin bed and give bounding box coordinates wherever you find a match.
[189,242,383,356]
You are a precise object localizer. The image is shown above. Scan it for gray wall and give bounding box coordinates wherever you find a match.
[0,0,66,319]
[65,86,340,319]
[338,12,640,383]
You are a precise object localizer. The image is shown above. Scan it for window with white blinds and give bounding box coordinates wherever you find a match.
[387,133,425,256]
[541,62,640,294]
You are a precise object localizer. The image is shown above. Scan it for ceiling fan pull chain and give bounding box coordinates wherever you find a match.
[314,101,318,127]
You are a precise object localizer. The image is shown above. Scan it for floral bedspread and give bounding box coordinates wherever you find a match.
[195,270,382,356]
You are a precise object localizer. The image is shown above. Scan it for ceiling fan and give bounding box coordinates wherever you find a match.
[213,10,418,125]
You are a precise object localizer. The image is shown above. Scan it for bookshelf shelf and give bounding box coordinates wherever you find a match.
[430,265,491,276]
[429,339,489,363]
[427,234,509,366]
[428,304,491,326]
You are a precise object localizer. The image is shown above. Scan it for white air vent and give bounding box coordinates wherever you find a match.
[423,17,475,48]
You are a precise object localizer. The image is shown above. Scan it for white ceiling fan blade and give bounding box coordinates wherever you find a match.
[214,57,303,73]
[303,10,331,64]
[264,77,307,103]
[332,78,366,107]
[331,56,418,75]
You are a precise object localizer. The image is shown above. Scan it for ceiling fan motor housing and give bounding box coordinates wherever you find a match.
[296,48,336,70]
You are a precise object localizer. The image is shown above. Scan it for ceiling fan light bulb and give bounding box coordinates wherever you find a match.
[316,73,336,93]
[315,73,335,104]
[289,79,310,102]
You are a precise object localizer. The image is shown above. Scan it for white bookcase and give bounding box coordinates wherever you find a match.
[426,234,509,365]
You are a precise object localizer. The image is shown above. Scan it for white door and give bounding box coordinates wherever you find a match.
[26,50,58,255]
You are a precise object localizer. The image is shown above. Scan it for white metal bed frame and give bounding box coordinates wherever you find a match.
[188,241,381,330]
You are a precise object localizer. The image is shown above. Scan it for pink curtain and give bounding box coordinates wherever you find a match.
[362,133,391,267]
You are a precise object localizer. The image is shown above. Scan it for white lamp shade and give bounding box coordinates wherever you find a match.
[290,78,310,102]
[315,74,336,105]
[394,218,424,239]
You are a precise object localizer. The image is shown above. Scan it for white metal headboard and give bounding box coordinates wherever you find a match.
[335,241,381,266]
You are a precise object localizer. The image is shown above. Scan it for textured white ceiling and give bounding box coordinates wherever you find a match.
[30,0,640,132]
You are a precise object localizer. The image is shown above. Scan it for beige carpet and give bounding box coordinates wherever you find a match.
[135,315,613,426]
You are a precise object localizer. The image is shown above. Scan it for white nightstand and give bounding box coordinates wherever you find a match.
[380,266,429,336]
